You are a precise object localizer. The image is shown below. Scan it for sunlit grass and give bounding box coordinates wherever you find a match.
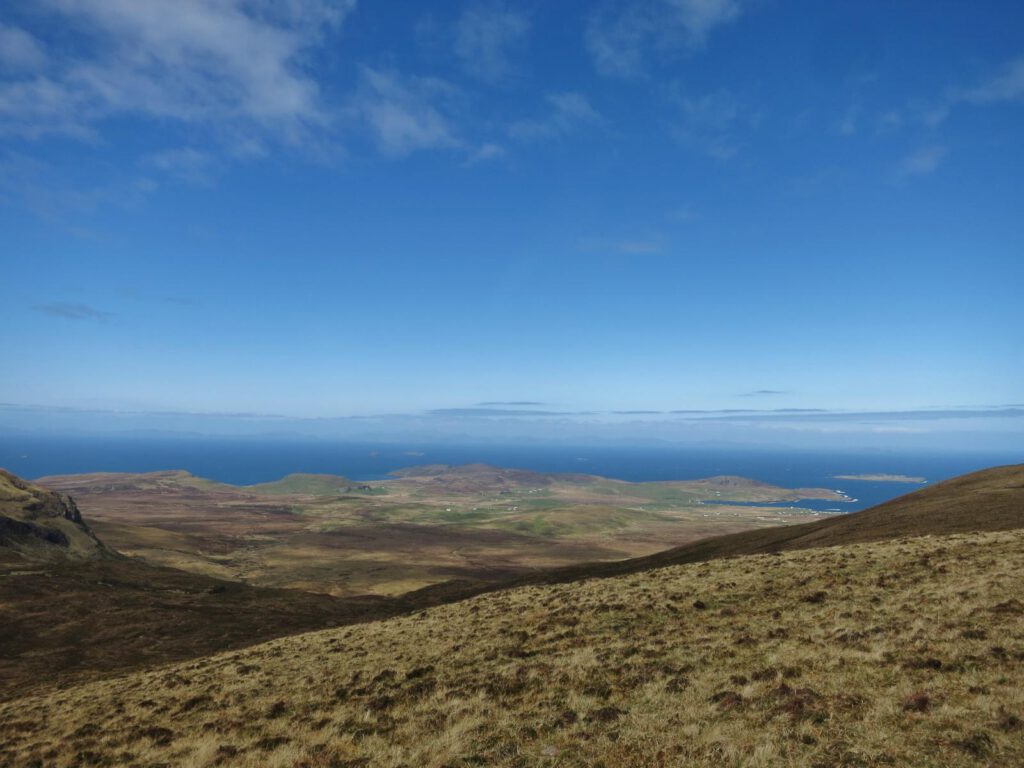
[3,528,1021,766]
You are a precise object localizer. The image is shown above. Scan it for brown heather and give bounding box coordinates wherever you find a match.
[2,526,1023,767]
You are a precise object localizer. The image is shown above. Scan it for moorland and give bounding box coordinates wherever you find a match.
[0,465,841,697]
[0,463,1021,767]
[36,464,844,596]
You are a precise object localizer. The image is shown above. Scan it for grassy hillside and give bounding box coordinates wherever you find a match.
[0,558,405,699]
[2,460,804,699]
[0,469,111,562]
[2,526,1021,767]
[2,464,1019,705]
[0,471,404,698]
[244,473,377,496]
[417,463,1024,597]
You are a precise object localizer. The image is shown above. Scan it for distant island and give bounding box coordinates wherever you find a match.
[833,473,926,483]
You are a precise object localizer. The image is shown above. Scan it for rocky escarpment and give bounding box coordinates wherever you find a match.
[0,469,113,560]
[0,515,72,547]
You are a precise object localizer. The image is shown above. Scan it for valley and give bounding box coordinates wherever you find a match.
[37,464,844,596]
[1,463,1021,767]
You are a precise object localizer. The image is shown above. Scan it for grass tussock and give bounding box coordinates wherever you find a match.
[2,528,1023,767]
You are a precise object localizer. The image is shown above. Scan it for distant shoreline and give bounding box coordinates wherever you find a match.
[833,473,926,483]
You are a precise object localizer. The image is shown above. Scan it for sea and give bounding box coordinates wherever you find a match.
[1,434,1019,513]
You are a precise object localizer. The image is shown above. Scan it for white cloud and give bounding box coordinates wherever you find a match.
[876,110,903,133]
[0,24,47,72]
[0,0,354,141]
[0,76,94,140]
[892,56,1024,129]
[466,142,506,164]
[898,145,948,177]
[1,151,96,216]
[145,147,218,185]
[674,89,746,158]
[667,205,698,222]
[615,239,663,255]
[586,0,742,77]
[351,67,460,157]
[34,302,113,321]
[579,236,665,255]
[956,57,1024,106]
[509,92,601,140]
[837,105,858,136]
[454,1,530,82]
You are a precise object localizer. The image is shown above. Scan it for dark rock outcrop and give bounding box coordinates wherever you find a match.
[0,515,70,547]
[0,468,112,559]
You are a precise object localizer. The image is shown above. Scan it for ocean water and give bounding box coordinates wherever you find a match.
[0,434,1018,513]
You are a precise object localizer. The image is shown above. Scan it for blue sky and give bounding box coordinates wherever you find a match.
[1,1,1022,448]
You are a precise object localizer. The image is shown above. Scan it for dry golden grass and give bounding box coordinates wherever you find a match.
[2,527,1022,767]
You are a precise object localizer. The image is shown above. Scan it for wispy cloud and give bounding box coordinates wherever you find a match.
[897,145,948,178]
[673,89,749,159]
[617,240,663,254]
[578,236,665,255]
[0,1,353,142]
[2,403,1020,451]
[350,67,461,157]
[692,407,1024,423]
[428,407,595,417]
[586,0,742,77]
[885,56,1024,130]
[509,92,602,141]
[876,110,903,134]
[162,296,201,307]
[34,302,113,321]
[0,23,47,72]
[454,1,530,83]
[144,147,219,185]
[0,151,153,221]
[667,205,699,222]
[465,142,506,165]
[930,56,1024,124]
[738,389,788,397]
[836,104,859,136]
[477,401,547,406]
[9,401,1017,424]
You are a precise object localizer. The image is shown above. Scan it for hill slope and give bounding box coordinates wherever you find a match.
[2,526,1021,767]
[0,469,111,562]
[244,473,372,496]
[0,470,402,698]
[413,463,1024,600]
[0,558,408,699]
[1,464,1020,702]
